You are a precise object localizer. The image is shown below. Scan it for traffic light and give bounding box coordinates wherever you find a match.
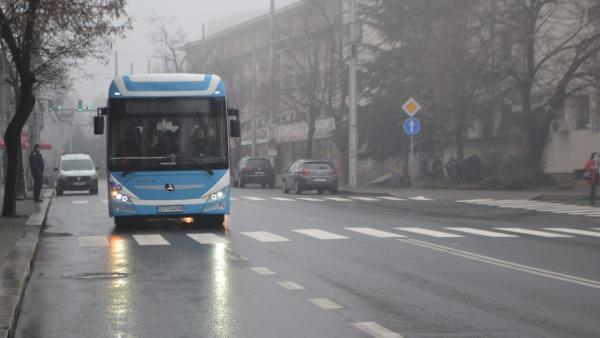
[48,99,54,112]
[77,99,83,112]
[56,104,62,111]
[86,104,93,111]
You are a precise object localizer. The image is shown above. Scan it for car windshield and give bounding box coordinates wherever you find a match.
[246,159,272,168]
[61,159,94,171]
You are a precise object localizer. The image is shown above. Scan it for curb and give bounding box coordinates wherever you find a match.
[0,189,53,338]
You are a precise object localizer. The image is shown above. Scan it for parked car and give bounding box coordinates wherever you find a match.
[233,157,275,189]
[55,153,99,195]
[282,160,338,195]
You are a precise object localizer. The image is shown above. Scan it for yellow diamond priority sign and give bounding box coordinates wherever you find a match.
[402,97,421,117]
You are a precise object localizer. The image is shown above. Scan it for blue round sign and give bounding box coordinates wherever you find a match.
[403,117,421,136]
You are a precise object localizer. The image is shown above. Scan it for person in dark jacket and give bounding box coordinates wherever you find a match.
[584,152,600,205]
[29,144,44,202]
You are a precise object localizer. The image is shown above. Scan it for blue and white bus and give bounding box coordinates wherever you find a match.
[93,74,240,227]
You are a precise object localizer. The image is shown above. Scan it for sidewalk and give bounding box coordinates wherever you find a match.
[0,188,53,338]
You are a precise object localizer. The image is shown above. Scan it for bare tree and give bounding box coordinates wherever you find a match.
[488,0,600,168]
[280,0,343,158]
[149,15,188,73]
[0,0,131,216]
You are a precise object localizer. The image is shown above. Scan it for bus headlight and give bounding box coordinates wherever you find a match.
[111,189,131,203]
[209,189,227,201]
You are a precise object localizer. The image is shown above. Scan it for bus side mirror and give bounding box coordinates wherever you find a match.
[230,120,240,138]
[94,116,105,135]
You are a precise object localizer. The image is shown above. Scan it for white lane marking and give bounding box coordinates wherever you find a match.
[444,227,518,238]
[230,197,238,201]
[457,198,494,203]
[308,298,343,310]
[345,227,406,238]
[495,228,574,238]
[399,238,600,289]
[243,196,266,201]
[324,197,352,202]
[251,267,275,275]
[409,196,434,201]
[277,281,304,290]
[553,210,600,215]
[293,229,349,240]
[543,228,600,237]
[72,200,89,204]
[593,228,600,231]
[240,231,291,242]
[187,233,230,244]
[378,196,406,201]
[351,196,380,201]
[270,197,295,201]
[132,234,170,246]
[297,197,325,202]
[352,322,403,338]
[305,217,324,221]
[394,227,463,238]
[78,236,109,247]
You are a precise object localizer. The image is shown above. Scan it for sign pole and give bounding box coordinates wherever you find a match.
[402,98,422,191]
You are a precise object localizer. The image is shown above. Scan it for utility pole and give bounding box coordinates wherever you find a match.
[202,23,207,73]
[348,0,358,190]
[130,62,134,75]
[268,0,276,165]
[251,48,257,157]
[148,59,151,73]
[114,51,118,78]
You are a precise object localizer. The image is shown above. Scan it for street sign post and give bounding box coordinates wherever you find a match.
[403,117,421,136]
[402,98,422,190]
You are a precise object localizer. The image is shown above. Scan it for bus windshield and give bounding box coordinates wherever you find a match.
[108,97,228,172]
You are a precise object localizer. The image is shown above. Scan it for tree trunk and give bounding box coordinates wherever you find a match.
[2,75,35,216]
[306,117,316,159]
[455,122,465,161]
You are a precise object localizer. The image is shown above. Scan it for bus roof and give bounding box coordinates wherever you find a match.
[108,73,226,99]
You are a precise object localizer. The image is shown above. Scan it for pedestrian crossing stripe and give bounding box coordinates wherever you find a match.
[270,197,295,201]
[230,197,238,201]
[543,228,600,237]
[293,229,349,240]
[458,199,600,216]
[444,227,518,238]
[187,233,230,244]
[345,227,405,238]
[240,231,291,242]
[323,197,352,202]
[350,197,380,201]
[494,228,573,238]
[377,196,406,201]
[409,196,434,201]
[72,200,89,204]
[394,227,463,238]
[133,234,170,246]
[297,197,325,202]
[243,196,266,201]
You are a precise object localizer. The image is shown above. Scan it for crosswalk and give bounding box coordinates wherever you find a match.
[458,199,600,217]
[72,226,600,248]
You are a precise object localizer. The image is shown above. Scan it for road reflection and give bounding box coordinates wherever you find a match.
[209,243,233,337]
[108,235,132,337]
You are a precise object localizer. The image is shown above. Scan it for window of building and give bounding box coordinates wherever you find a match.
[575,95,590,130]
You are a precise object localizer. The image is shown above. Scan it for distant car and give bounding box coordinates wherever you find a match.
[233,157,275,189]
[282,160,338,195]
[55,153,99,195]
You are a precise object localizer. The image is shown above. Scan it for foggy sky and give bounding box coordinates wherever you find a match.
[72,0,298,105]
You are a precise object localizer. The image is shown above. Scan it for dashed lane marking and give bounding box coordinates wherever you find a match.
[240,231,291,242]
[308,298,343,310]
[352,322,403,338]
[78,236,109,247]
[251,267,275,275]
[187,233,230,244]
[495,228,574,238]
[293,229,349,240]
[277,281,304,290]
[444,227,518,238]
[345,227,406,238]
[394,227,463,238]
[133,234,170,246]
[543,228,600,237]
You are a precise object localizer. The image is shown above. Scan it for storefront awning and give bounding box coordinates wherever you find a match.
[0,134,52,150]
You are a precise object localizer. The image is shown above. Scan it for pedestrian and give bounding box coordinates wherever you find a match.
[584,152,600,205]
[29,144,44,202]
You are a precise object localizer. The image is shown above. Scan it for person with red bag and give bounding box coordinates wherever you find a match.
[584,152,600,205]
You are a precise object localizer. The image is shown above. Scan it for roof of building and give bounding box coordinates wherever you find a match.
[108,73,226,98]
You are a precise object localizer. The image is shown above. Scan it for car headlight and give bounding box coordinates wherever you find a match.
[90,173,98,179]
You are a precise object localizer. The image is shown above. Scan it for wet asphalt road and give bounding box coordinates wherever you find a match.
[14,181,600,338]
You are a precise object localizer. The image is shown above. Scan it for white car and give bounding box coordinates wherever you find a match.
[55,153,99,195]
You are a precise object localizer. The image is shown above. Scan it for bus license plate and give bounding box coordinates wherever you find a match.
[157,205,184,213]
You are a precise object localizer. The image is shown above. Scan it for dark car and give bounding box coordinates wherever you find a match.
[282,160,338,195]
[233,157,275,189]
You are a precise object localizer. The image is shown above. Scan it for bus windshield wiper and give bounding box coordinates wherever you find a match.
[176,157,214,175]
[111,156,170,177]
